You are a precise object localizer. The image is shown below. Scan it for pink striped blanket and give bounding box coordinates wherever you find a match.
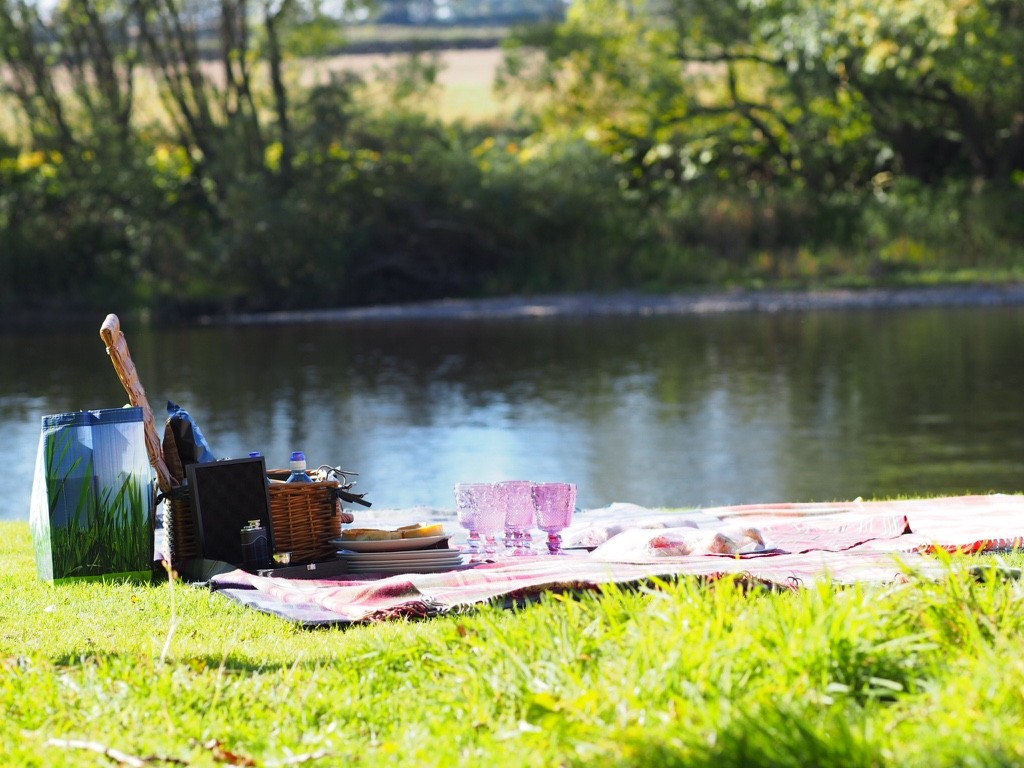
[209,494,1024,626]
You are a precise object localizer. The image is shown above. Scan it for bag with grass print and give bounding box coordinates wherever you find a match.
[29,407,155,583]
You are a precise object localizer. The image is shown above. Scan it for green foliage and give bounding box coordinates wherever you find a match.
[858,180,1024,276]
[782,0,1024,183]
[503,0,1024,192]
[0,3,1022,316]
[280,0,351,57]
[470,134,689,292]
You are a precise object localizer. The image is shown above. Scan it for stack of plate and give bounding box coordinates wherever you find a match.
[337,548,466,575]
[329,534,467,575]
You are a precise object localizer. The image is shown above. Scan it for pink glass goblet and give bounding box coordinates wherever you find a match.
[456,482,502,559]
[499,480,537,556]
[532,482,576,555]
[454,483,487,561]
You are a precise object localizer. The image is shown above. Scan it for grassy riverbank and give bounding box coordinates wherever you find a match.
[3,520,1024,767]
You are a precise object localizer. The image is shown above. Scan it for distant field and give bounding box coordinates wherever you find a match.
[300,47,512,121]
[315,46,503,80]
[0,46,511,143]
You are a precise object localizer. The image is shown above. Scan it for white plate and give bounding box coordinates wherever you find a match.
[339,552,460,565]
[338,554,463,568]
[339,548,460,561]
[344,558,469,575]
[328,534,450,552]
[338,549,465,574]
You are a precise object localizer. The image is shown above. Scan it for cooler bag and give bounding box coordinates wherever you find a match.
[29,407,155,583]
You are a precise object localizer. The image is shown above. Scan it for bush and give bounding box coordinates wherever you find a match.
[859,181,1024,277]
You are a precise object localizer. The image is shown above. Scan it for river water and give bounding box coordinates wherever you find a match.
[3,302,1023,522]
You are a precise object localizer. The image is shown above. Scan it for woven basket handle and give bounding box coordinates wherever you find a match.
[100,313,176,494]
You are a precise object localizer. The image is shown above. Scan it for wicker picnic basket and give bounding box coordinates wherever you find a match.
[159,422,201,564]
[266,470,347,564]
[100,313,353,570]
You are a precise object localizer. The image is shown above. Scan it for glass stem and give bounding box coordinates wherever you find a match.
[522,531,534,554]
[484,535,499,557]
[547,532,563,555]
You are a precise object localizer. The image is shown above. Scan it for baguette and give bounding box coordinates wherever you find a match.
[339,528,401,541]
[399,522,446,539]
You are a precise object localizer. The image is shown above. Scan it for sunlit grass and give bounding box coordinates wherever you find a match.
[429,69,510,122]
[341,23,511,48]
[3,518,1024,766]
[297,48,512,123]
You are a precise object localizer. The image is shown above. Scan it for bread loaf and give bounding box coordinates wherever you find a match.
[399,522,446,538]
[340,528,401,541]
[340,523,447,541]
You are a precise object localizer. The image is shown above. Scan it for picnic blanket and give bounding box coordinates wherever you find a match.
[209,494,1024,627]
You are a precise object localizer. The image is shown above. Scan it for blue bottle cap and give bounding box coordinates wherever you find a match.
[290,451,305,462]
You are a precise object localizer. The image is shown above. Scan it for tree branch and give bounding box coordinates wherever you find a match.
[264,0,295,183]
[674,47,786,71]
[725,61,795,172]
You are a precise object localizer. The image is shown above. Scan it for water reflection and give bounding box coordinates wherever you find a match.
[2,307,1023,521]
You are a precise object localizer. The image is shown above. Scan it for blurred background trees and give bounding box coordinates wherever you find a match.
[1,0,1021,320]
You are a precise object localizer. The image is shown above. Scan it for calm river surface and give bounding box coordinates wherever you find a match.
[3,303,1024,521]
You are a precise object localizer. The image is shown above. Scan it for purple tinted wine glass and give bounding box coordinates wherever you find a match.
[454,483,485,561]
[532,482,576,555]
[499,480,536,556]
[455,482,502,559]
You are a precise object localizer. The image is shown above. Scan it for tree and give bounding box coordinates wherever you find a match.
[500,0,1024,195]
[0,0,376,312]
[0,0,138,157]
[784,0,1024,187]
[0,0,377,195]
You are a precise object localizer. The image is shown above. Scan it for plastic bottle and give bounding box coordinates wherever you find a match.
[249,451,271,487]
[285,450,313,483]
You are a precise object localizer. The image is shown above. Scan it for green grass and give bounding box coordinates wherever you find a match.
[3,519,1024,766]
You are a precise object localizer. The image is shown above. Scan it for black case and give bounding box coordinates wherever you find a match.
[256,559,346,579]
[187,457,275,568]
